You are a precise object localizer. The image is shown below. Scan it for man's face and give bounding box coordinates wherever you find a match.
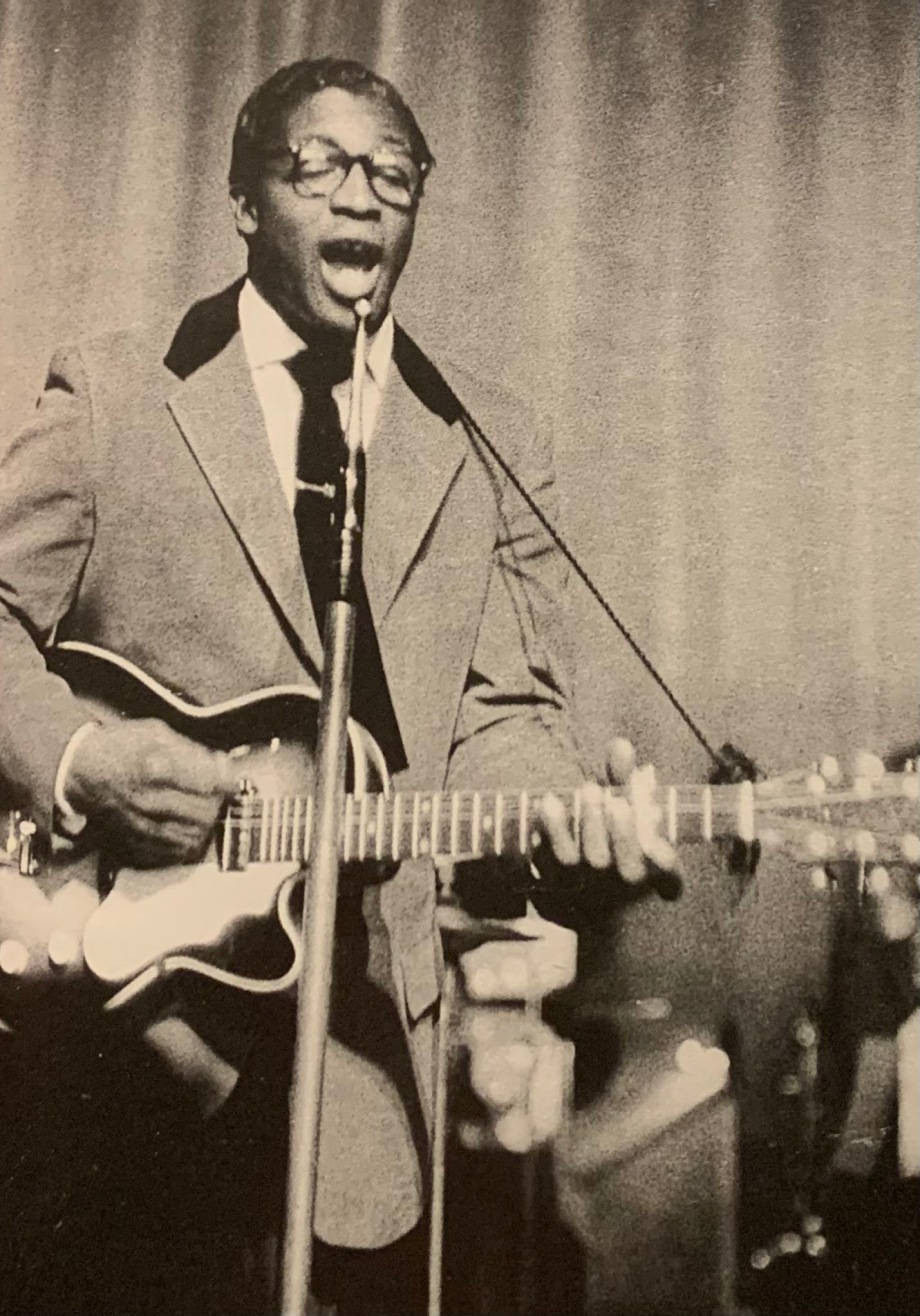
[235,86,419,338]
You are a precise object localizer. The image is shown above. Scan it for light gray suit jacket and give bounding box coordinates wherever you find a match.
[0,282,583,1246]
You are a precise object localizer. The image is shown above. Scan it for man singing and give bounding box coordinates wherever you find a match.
[0,58,668,1314]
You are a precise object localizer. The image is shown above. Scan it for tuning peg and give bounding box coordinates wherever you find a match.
[853,750,885,796]
[818,754,841,784]
[853,830,877,862]
[866,865,890,895]
[876,891,918,943]
[805,829,832,860]
[901,833,920,863]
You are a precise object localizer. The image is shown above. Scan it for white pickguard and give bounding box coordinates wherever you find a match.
[82,855,302,985]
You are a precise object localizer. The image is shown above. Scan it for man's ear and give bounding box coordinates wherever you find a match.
[230,189,258,237]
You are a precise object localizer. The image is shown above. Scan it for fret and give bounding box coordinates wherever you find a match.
[411,792,421,859]
[268,796,281,862]
[280,797,292,862]
[494,791,504,856]
[430,792,441,860]
[221,808,233,871]
[666,786,678,846]
[737,780,755,843]
[450,792,461,858]
[480,794,496,854]
[472,790,482,855]
[358,794,369,861]
[237,794,255,869]
[291,797,303,863]
[391,792,403,861]
[519,790,529,856]
[375,794,385,861]
[343,796,354,863]
[304,795,314,864]
[701,785,713,842]
[258,798,269,863]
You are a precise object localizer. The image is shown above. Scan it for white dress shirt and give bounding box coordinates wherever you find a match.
[238,277,392,507]
[55,280,394,826]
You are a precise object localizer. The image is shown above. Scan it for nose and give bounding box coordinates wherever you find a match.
[330,159,379,214]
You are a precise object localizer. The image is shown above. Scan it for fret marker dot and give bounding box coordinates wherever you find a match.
[367,821,376,837]
[421,799,431,816]
[419,839,430,856]
[530,830,541,849]
[482,815,493,833]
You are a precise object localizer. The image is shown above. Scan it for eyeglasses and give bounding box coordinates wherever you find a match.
[265,137,429,210]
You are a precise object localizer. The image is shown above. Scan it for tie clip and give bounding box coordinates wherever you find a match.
[295,479,336,499]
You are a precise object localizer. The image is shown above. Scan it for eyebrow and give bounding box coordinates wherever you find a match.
[294,132,413,155]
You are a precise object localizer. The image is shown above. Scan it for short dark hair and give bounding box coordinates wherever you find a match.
[229,57,434,201]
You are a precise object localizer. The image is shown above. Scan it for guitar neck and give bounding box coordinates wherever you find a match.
[219,773,920,870]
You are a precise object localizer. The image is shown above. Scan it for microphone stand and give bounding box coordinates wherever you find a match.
[279,300,371,1316]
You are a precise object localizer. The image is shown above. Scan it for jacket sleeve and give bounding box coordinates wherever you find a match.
[446,410,586,794]
[0,348,97,829]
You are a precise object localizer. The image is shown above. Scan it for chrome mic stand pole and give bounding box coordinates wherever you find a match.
[279,299,372,1316]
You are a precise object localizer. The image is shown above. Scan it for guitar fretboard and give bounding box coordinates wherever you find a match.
[216,774,920,871]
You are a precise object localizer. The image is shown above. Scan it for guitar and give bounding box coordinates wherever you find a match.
[1,640,918,1028]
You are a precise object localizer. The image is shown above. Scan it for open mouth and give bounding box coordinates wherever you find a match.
[319,239,383,303]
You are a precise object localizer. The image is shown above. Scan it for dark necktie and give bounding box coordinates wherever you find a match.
[286,348,407,773]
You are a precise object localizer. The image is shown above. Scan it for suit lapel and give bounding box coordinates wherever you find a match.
[364,351,466,626]
[166,334,322,672]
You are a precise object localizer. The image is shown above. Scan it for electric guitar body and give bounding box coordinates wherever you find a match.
[1,641,917,1034]
[0,641,386,1028]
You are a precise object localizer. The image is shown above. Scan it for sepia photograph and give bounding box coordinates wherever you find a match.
[0,1,917,1312]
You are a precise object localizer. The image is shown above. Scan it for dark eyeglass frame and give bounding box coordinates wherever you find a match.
[264,137,431,211]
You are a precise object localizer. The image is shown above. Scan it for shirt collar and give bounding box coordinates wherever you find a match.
[238,277,393,390]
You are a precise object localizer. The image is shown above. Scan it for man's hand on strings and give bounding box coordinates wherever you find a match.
[533,737,680,900]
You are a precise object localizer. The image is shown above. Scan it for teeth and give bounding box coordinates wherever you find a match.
[322,245,381,270]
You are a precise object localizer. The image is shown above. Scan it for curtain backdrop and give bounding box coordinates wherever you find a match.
[1,0,917,781]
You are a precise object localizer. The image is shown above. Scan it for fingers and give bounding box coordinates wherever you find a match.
[534,752,679,895]
[604,790,644,884]
[606,736,636,785]
[137,723,234,797]
[68,718,235,866]
[538,792,579,866]
[538,783,638,879]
